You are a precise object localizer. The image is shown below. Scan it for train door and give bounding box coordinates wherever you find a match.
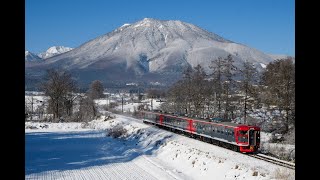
[159,115,164,125]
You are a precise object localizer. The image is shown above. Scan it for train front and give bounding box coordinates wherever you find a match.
[236,125,260,153]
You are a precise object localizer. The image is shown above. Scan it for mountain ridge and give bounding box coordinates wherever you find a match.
[38,46,73,59]
[25,51,42,61]
[26,18,289,88]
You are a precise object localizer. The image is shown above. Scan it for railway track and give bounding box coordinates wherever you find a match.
[248,153,295,170]
[117,113,296,170]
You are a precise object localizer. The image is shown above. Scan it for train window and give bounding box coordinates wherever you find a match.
[206,125,211,131]
[239,130,247,135]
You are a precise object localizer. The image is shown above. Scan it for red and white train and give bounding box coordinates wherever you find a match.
[138,111,260,153]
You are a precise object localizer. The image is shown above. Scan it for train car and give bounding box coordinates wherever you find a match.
[138,111,260,153]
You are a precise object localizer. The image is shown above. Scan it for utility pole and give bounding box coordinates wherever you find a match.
[151,96,153,111]
[121,95,124,113]
[30,95,34,121]
[244,88,247,124]
[106,93,109,107]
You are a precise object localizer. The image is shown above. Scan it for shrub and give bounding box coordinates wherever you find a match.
[107,124,127,138]
[81,122,89,128]
[252,171,258,176]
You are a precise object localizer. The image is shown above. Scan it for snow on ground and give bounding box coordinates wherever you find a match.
[25,95,48,107]
[259,132,295,162]
[26,114,294,179]
[25,122,89,132]
[94,99,116,107]
[94,98,163,113]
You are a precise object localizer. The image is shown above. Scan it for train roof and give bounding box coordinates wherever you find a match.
[190,117,241,128]
[142,111,259,129]
[216,121,241,127]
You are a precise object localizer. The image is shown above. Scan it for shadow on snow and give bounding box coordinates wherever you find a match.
[25,130,169,175]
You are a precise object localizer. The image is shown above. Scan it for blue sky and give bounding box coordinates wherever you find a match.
[26,0,294,56]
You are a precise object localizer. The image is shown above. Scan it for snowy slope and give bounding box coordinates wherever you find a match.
[42,18,274,71]
[25,51,42,61]
[38,46,73,59]
[26,18,276,86]
[26,115,295,180]
[268,54,294,61]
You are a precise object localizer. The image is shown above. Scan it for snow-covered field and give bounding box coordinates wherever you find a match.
[112,98,163,113]
[26,114,295,180]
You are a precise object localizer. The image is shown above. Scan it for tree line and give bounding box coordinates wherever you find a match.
[160,55,295,133]
[25,69,105,122]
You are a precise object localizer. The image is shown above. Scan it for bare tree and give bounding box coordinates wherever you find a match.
[76,95,97,121]
[40,69,78,121]
[182,66,194,114]
[162,65,209,117]
[238,61,258,124]
[262,58,295,132]
[88,80,105,99]
[25,94,35,121]
[165,80,188,114]
[190,64,207,116]
[146,88,164,99]
[221,54,237,120]
[209,57,224,117]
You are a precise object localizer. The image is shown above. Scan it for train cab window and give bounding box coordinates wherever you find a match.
[238,130,248,143]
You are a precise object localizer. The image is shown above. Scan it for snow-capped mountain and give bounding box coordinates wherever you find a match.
[25,51,42,61]
[38,46,73,59]
[26,18,278,86]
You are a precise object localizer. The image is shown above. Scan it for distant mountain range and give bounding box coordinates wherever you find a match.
[25,51,42,61]
[25,18,294,89]
[25,46,73,61]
